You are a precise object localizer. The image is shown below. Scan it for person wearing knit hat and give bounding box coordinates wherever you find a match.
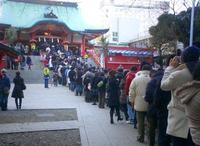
[181,46,200,74]
[181,46,200,63]
[160,45,200,146]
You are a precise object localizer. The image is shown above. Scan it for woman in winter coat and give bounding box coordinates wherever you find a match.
[107,70,123,124]
[175,62,200,146]
[11,71,26,109]
[119,70,129,121]
[91,72,100,105]
[161,46,199,146]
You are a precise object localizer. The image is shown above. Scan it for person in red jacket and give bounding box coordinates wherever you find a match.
[125,66,137,95]
[125,66,137,127]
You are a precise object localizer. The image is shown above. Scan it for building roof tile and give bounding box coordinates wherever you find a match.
[0,0,108,33]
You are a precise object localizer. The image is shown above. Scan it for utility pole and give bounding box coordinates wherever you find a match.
[189,0,196,46]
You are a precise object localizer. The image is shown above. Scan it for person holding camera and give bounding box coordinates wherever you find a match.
[161,46,199,146]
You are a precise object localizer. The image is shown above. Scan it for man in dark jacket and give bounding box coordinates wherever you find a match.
[97,72,107,108]
[75,69,83,96]
[145,69,162,146]
[154,76,171,146]
[68,67,76,91]
[145,69,171,146]
[0,69,11,111]
[26,55,32,70]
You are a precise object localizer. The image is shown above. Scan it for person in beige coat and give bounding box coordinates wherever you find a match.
[161,46,199,146]
[175,62,200,146]
[129,64,151,143]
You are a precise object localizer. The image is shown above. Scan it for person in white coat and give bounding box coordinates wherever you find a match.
[129,64,151,143]
[48,56,53,70]
[161,46,199,146]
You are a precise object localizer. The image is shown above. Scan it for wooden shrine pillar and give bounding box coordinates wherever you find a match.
[0,52,5,69]
[81,35,86,57]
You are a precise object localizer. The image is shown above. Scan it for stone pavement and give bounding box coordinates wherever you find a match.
[1,84,148,146]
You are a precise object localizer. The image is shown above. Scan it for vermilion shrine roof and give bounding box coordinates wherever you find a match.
[0,0,109,33]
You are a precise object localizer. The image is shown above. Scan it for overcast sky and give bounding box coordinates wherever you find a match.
[56,0,198,27]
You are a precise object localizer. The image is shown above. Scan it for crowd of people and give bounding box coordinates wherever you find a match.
[41,44,200,146]
[0,41,200,146]
[6,55,33,70]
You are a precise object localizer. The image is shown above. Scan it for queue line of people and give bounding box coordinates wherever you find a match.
[128,46,200,146]
[42,43,200,146]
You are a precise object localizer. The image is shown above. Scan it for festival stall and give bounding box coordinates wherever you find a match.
[90,46,154,70]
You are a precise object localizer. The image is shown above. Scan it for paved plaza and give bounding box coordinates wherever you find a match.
[0,84,148,146]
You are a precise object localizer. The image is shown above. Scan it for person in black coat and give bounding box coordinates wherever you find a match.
[91,72,99,105]
[68,67,76,91]
[97,72,107,108]
[11,71,26,110]
[145,69,171,146]
[153,75,171,146]
[26,55,32,70]
[107,70,123,124]
[0,69,11,111]
[145,69,163,146]
[75,69,83,96]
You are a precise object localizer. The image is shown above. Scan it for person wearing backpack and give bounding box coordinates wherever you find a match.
[97,72,107,108]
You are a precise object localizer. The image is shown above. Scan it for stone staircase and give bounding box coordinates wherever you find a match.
[6,55,98,84]
[7,56,44,84]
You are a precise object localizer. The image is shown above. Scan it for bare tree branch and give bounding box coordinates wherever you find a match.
[183,0,189,9]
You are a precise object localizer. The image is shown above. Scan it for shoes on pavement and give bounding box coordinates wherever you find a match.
[117,117,123,121]
[110,119,114,124]
[137,136,144,143]
[126,120,134,124]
